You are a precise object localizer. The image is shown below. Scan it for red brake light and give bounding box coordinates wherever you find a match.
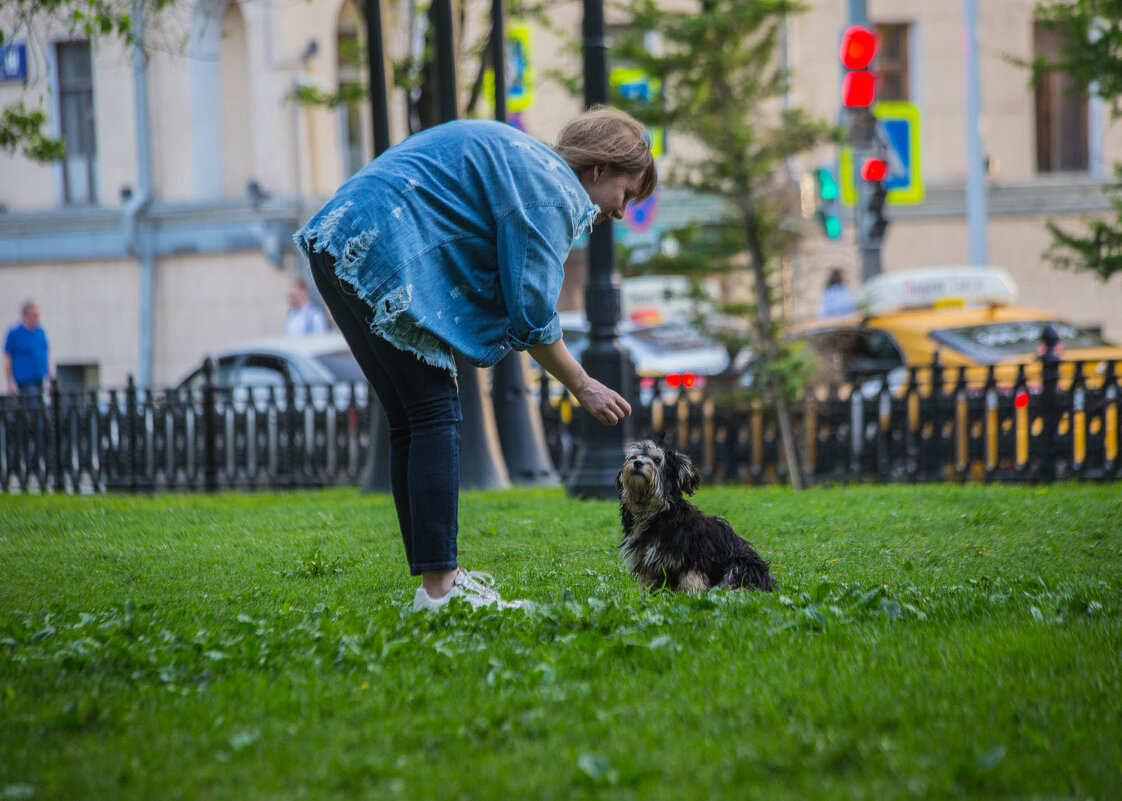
[682,372,696,388]
[665,373,682,388]
[1014,392,1029,409]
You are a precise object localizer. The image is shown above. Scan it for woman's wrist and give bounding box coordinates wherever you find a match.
[567,370,592,398]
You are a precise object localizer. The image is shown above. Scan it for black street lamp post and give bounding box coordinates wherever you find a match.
[361,0,394,493]
[491,0,507,124]
[364,0,391,157]
[434,0,510,489]
[488,0,560,484]
[566,0,635,498]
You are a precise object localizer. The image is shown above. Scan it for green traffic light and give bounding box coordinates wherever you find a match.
[816,167,839,201]
[816,209,842,239]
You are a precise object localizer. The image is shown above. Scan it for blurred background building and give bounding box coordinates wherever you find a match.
[0,0,1119,389]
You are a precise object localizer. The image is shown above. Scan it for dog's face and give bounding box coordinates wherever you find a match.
[617,440,701,510]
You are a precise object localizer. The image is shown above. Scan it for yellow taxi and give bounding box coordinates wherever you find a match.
[795,266,1122,394]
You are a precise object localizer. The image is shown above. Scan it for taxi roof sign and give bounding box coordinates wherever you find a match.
[859,266,1018,316]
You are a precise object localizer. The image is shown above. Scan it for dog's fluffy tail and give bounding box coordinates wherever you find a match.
[722,552,776,591]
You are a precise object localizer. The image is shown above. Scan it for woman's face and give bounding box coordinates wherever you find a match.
[581,166,644,225]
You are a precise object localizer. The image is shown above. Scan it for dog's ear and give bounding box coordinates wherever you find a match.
[616,469,624,493]
[670,449,701,495]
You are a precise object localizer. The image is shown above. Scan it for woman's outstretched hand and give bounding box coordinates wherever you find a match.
[574,378,631,426]
[527,338,632,426]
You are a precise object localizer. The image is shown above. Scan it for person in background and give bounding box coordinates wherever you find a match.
[284,277,329,337]
[4,299,50,397]
[818,268,857,319]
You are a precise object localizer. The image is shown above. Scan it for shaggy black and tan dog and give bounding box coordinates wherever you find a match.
[616,440,776,593]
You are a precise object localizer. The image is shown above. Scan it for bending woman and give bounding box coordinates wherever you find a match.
[294,106,657,611]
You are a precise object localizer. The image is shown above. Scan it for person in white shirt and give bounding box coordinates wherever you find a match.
[284,277,328,337]
[818,268,857,319]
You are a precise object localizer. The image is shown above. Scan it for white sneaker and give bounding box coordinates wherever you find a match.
[412,569,525,613]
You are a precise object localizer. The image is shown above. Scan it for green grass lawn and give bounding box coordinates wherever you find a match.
[1,483,1120,800]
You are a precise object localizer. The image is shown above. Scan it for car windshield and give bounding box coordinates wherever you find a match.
[930,321,1110,362]
[315,350,366,382]
[181,356,240,391]
[803,329,905,383]
[629,323,713,350]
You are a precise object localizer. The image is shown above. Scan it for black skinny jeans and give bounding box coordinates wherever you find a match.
[308,250,462,575]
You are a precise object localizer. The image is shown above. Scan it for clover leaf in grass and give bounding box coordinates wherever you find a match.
[977,745,1006,771]
[577,753,617,785]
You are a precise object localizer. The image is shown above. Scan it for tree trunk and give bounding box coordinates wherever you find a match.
[740,197,807,491]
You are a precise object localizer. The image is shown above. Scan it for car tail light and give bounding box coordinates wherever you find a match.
[1014,391,1029,409]
[660,372,704,392]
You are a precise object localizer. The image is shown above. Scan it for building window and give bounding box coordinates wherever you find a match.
[1034,21,1088,173]
[874,23,909,102]
[338,28,366,178]
[56,41,96,204]
[336,0,369,180]
[56,362,100,391]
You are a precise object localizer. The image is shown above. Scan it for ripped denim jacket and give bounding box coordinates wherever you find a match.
[294,120,598,375]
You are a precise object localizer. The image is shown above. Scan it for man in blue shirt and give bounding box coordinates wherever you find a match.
[4,299,50,397]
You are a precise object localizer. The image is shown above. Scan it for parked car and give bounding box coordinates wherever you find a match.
[534,310,731,405]
[175,333,368,408]
[745,266,1122,397]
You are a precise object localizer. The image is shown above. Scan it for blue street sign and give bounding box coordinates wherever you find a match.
[841,100,924,205]
[0,43,28,82]
[624,189,658,233]
[874,101,924,204]
[881,118,909,191]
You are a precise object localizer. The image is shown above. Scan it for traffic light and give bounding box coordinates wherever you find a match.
[840,25,877,108]
[860,156,887,182]
[856,161,888,248]
[839,24,889,249]
[814,166,842,240]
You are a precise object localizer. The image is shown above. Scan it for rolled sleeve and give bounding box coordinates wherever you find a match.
[495,202,573,350]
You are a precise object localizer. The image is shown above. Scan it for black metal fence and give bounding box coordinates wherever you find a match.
[3,342,1121,494]
[540,341,1122,486]
[1,359,371,494]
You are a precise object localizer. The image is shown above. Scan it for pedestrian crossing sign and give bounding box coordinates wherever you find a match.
[840,101,924,205]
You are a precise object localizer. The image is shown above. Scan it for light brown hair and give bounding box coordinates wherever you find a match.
[554,106,658,202]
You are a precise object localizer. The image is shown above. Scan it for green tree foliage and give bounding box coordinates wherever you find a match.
[0,103,66,161]
[612,0,837,489]
[1,0,172,162]
[1030,0,1122,280]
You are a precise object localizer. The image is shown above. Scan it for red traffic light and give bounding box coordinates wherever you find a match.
[861,157,887,182]
[840,25,877,70]
[842,70,876,107]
